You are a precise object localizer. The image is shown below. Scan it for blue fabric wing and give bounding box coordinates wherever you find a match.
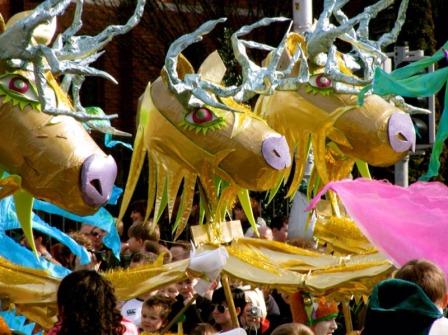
[0,196,90,265]
[33,200,121,260]
[0,309,43,335]
[0,233,70,278]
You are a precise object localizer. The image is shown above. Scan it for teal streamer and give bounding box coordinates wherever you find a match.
[104,133,133,151]
[109,185,123,205]
[357,84,372,105]
[420,85,448,180]
[372,67,448,98]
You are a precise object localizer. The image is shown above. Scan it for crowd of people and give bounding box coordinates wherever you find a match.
[27,199,448,335]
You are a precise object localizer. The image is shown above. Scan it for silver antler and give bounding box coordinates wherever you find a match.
[306,0,409,91]
[0,0,146,125]
[230,17,309,101]
[165,17,309,110]
[165,18,243,112]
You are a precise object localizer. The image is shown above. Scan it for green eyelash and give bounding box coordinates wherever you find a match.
[0,87,40,111]
[179,117,226,135]
[305,83,334,96]
[179,104,227,134]
[0,73,40,111]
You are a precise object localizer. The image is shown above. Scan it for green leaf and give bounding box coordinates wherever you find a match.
[14,190,37,256]
[266,175,284,205]
[355,160,371,179]
[237,189,257,235]
[85,106,111,129]
[155,178,168,224]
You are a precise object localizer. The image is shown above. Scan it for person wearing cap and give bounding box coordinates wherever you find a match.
[240,288,270,335]
[362,278,442,335]
[362,259,448,335]
[395,259,448,335]
[302,297,338,335]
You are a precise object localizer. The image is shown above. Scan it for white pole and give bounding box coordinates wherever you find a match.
[292,0,313,33]
[289,0,314,241]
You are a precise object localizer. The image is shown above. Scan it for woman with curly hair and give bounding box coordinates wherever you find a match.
[48,270,138,335]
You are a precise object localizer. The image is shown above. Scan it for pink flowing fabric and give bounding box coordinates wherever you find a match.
[307,178,448,274]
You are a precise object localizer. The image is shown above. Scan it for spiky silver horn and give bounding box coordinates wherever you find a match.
[0,0,146,127]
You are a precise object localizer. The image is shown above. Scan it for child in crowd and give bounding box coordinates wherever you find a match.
[168,278,213,334]
[211,287,246,332]
[395,259,448,335]
[48,270,138,335]
[140,295,175,334]
[244,224,273,240]
[270,216,288,243]
[158,283,179,299]
[190,323,217,335]
[144,241,172,264]
[129,200,147,227]
[169,241,191,262]
[21,230,60,265]
[240,288,269,335]
[121,252,158,327]
[308,298,338,335]
[363,259,448,335]
[233,197,266,234]
[127,221,159,254]
[129,251,157,268]
[271,323,313,335]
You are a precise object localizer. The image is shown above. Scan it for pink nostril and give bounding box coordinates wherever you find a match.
[81,154,117,206]
[388,112,416,153]
[261,135,291,170]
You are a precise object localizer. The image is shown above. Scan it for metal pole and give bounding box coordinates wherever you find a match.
[392,46,409,187]
[392,44,425,187]
[289,0,315,237]
[292,0,312,33]
[394,155,409,187]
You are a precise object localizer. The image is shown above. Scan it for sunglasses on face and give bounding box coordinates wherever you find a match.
[89,230,101,238]
[213,304,228,313]
[82,229,100,238]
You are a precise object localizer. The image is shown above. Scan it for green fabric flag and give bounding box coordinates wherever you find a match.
[373,67,448,98]
[421,85,448,180]
[358,42,448,180]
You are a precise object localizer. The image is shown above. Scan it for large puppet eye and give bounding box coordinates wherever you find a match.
[9,77,29,93]
[186,107,217,125]
[0,74,39,104]
[309,74,332,88]
[181,107,225,133]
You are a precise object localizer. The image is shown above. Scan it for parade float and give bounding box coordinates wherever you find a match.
[114,0,421,332]
[0,0,146,253]
[0,0,448,333]
[0,0,146,329]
